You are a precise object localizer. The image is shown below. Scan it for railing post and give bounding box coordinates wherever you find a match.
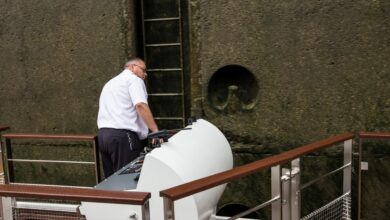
[142,200,151,220]
[290,158,300,220]
[93,136,101,184]
[0,137,5,184]
[343,139,352,194]
[1,197,13,220]
[358,137,363,220]
[163,197,175,220]
[271,165,281,220]
[281,168,291,220]
[281,158,300,220]
[4,138,13,183]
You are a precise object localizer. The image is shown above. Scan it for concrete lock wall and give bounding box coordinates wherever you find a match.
[0,0,140,186]
[0,0,139,133]
[190,0,389,145]
[0,0,389,218]
[188,1,390,218]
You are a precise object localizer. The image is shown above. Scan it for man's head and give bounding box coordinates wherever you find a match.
[125,58,147,80]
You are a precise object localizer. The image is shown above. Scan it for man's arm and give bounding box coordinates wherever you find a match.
[135,102,159,132]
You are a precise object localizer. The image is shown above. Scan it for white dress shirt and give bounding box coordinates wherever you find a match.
[97,69,149,139]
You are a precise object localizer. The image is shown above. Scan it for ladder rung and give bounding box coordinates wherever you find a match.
[144,17,180,22]
[146,43,181,47]
[148,68,182,72]
[155,117,184,120]
[149,93,183,96]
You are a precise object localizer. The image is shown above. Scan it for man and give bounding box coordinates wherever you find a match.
[97,58,159,178]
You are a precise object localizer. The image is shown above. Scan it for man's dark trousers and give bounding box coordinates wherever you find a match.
[97,128,142,179]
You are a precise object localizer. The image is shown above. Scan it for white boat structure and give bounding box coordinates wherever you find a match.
[80,119,234,220]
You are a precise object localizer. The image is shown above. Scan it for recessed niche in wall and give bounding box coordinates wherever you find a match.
[207,65,259,112]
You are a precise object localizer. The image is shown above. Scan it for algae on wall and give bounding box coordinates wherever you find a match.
[0,0,140,186]
[190,0,390,145]
[0,0,139,134]
[0,0,389,218]
[188,0,390,218]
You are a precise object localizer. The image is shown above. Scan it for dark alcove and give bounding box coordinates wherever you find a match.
[207,65,259,112]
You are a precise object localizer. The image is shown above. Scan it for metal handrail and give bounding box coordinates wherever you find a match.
[300,162,351,190]
[227,195,281,220]
[0,183,150,205]
[0,183,151,220]
[160,132,353,200]
[160,132,354,220]
[1,133,101,185]
[7,158,95,165]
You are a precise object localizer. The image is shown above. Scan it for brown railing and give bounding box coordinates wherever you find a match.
[1,133,101,185]
[358,132,390,140]
[0,183,150,205]
[2,133,97,141]
[2,131,382,219]
[357,132,390,220]
[0,126,10,132]
[160,132,353,200]
[0,183,151,220]
[160,132,354,220]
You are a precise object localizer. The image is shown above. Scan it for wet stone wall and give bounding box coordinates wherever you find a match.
[188,0,390,218]
[0,0,389,219]
[0,0,139,187]
[191,0,390,145]
[0,0,138,133]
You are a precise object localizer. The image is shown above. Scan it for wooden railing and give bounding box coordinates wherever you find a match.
[0,130,151,220]
[2,133,97,141]
[0,183,150,205]
[160,132,353,200]
[358,132,390,139]
[0,126,9,133]
[160,132,354,220]
[2,130,387,219]
[357,132,390,220]
[0,183,151,220]
[1,133,101,185]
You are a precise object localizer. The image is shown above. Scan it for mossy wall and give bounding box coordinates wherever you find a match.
[0,0,138,133]
[0,0,139,191]
[0,0,389,218]
[190,0,389,145]
[188,0,390,218]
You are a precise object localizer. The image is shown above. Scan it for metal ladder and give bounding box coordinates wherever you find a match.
[140,0,187,129]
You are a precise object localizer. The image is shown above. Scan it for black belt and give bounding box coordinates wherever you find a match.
[99,128,137,135]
